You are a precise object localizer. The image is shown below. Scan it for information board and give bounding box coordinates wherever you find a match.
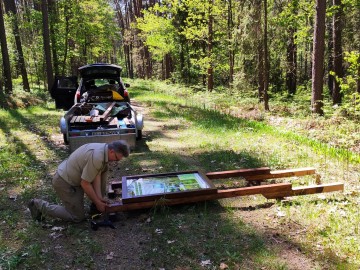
[121,171,216,203]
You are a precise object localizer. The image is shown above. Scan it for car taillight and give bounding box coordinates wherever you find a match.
[124,90,129,97]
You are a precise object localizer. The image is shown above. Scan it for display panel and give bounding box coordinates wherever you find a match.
[121,171,216,203]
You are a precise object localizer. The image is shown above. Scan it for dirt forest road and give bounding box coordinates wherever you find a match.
[84,101,327,270]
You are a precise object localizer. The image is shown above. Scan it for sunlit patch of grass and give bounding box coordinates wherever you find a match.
[0,106,65,189]
[0,104,71,269]
[276,194,360,266]
[129,79,360,268]
[133,79,360,165]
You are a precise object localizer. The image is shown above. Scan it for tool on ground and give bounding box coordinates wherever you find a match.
[90,212,116,230]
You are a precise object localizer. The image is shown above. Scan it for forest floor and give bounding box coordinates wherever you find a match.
[85,101,334,269]
[2,87,359,269]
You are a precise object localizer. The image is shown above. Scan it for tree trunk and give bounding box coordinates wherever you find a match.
[145,46,152,79]
[0,0,12,93]
[4,0,30,92]
[61,0,70,76]
[114,0,131,77]
[69,39,77,75]
[327,18,334,96]
[304,39,309,81]
[124,45,129,77]
[129,43,134,78]
[165,53,172,79]
[311,0,326,115]
[48,0,59,76]
[41,0,54,92]
[179,43,186,82]
[286,27,297,95]
[228,0,234,85]
[255,0,264,102]
[263,0,269,111]
[357,57,360,94]
[207,0,214,92]
[332,0,343,105]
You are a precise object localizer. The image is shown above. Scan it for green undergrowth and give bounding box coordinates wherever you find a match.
[129,79,360,165]
[1,80,360,269]
[127,79,360,268]
[0,103,102,269]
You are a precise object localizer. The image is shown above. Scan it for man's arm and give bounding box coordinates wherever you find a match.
[92,173,103,199]
[80,179,107,212]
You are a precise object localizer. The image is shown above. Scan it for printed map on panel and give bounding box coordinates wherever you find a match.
[126,173,209,197]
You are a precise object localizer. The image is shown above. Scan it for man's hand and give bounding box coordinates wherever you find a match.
[81,179,108,212]
[95,200,108,213]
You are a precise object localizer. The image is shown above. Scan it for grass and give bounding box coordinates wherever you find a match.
[143,204,273,269]
[127,79,360,268]
[0,102,98,269]
[0,79,359,269]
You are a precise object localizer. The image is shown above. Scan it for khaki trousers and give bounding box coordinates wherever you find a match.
[35,172,85,222]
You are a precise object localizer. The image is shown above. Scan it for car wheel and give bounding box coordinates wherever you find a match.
[136,129,142,141]
[63,133,69,145]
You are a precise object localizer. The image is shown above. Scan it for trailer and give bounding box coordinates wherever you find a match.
[60,101,143,152]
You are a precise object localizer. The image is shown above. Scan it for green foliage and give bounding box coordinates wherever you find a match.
[331,51,360,117]
[136,5,176,61]
[65,0,119,64]
[134,0,229,83]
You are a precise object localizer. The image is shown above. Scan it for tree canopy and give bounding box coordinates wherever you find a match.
[0,0,359,115]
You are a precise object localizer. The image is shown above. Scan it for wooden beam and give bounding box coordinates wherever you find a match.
[106,167,343,213]
[292,182,344,196]
[263,182,344,199]
[106,183,292,213]
[245,167,316,181]
[100,101,116,121]
[206,167,270,180]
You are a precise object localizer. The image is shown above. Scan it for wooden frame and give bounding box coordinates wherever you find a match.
[121,170,216,203]
[106,167,344,213]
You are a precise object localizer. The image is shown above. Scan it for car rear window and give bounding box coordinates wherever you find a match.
[82,69,118,77]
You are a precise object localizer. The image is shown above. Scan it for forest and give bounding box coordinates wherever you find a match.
[0,0,359,116]
[1,1,360,269]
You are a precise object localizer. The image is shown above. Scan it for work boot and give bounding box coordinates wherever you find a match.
[28,199,43,221]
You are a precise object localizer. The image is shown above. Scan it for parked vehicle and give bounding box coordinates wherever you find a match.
[51,63,130,111]
[59,100,143,152]
[52,63,143,152]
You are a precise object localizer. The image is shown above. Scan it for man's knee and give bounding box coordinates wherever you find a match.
[72,213,85,223]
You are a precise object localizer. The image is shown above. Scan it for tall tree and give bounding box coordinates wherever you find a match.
[41,0,54,91]
[48,0,59,75]
[4,0,30,92]
[332,0,343,104]
[311,0,326,115]
[255,0,264,102]
[207,0,214,92]
[227,0,234,85]
[263,0,269,110]
[61,0,71,75]
[286,0,298,95]
[327,17,334,96]
[0,0,12,93]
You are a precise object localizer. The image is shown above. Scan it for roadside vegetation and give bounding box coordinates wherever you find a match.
[0,80,359,269]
